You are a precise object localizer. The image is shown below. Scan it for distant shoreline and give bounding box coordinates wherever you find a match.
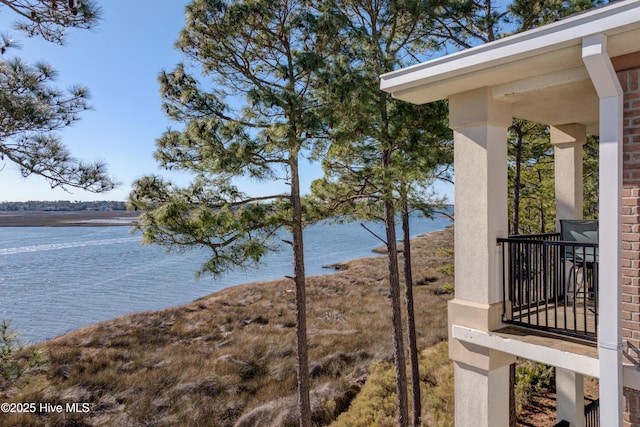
[0,211,140,227]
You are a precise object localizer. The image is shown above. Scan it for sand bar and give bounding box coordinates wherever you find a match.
[0,211,140,227]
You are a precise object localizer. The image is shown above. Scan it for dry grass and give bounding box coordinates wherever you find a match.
[0,227,455,426]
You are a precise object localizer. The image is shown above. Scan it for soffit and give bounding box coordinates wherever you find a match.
[380,0,640,134]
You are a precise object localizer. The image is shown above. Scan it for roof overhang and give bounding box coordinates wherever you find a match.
[380,0,640,134]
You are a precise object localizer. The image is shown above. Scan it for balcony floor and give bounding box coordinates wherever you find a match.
[509,298,597,341]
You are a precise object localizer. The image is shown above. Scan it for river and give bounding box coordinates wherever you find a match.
[0,213,451,343]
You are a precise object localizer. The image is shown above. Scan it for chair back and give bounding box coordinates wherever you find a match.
[560,219,598,263]
[560,219,598,244]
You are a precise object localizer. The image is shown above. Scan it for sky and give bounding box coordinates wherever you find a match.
[0,1,454,203]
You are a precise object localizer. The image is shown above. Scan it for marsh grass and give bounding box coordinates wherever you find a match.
[1,228,455,426]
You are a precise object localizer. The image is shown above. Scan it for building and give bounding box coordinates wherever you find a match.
[380,1,640,425]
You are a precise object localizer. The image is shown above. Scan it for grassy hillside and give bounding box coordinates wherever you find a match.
[1,228,456,426]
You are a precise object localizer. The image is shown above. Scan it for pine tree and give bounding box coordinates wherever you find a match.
[311,2,452,425]
[128,1,335,424]
[508,119,555,235]
[0,0,114,192]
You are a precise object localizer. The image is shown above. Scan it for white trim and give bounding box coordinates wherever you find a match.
[451,325,599,377]
[380,0,640,103]
[582,34,624,427]
[583,35,624,98]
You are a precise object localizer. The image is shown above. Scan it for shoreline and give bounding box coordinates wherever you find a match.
[2,227,457,425]
[48,228,455,342]
[0,210,140,227]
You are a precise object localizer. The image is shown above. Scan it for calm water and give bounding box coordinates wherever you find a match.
[0,214,451,343]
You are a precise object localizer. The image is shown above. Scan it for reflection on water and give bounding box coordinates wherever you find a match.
[0,214,451,343]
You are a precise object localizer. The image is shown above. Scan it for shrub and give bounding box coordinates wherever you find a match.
[421,341,454,427]
[436,248,454,257]
[431,283,455,295]
[330,362,398,427]
[0,320,48,385]
[331,341,454,427]
[515,360,554,413]
[437,263,455,276]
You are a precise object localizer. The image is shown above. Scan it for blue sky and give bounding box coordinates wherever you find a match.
[0,1,453,203]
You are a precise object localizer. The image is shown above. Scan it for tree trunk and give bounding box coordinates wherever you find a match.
[537,169,546,232]
[510,363,516,427]
[512,126,523,235]
[379,90,408,426]
[290,154,311,427]
[383,150,409,427]
[401,197,421,426]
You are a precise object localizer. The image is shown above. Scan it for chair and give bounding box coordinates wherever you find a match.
[560,219,598,301]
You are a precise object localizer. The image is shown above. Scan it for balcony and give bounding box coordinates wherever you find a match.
[498,233,599,342]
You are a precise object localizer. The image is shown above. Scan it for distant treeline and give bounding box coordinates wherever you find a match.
[0,201,127,212]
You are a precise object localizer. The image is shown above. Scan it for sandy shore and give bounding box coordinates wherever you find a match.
[0,210,140,227]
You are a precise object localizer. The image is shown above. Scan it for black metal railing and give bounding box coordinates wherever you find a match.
[552,399,599,427]
[585,399,600,427]
[498,234,598,341]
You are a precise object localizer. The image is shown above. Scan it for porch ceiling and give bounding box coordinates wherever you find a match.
[380,0,640,135]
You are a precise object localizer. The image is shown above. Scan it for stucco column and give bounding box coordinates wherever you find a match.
[455,361,511,426]
[551,124,587,425]
[551,124,586,222]
[448,87,515,427]
[449,87,511,307]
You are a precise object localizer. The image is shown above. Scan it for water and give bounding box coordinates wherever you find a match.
[0,214,451,343]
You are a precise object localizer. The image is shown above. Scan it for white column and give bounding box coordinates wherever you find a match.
[448,87,514,427]
[556,368,585,426]
[583,34,623,427]
[551,124,586,222]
